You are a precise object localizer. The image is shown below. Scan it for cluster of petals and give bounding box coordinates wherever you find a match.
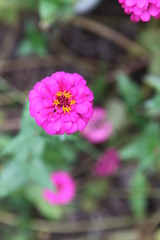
[43,171,76,205]
[93,148,120,177]
[29,71,94,135]
[81,106,113,144]
[118,0,160,22]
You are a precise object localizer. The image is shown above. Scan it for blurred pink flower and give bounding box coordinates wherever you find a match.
[29,71,94,135]
[43,171,76,205]
[81,107,113,144]
[118,0,160,22]
[93,148,120,176]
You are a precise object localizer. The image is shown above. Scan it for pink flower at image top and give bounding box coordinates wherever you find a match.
[29,72,94,135]
[118,0,160,22]
[81,107,113,144]
[93,148,120,177]
[43,171,76,205]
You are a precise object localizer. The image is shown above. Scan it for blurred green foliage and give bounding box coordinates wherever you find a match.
[17,21,48,56]
[0,0,74,26]
[139,24,160,74]
[129,171,148,221]
[0,0,36,24]
[0,101,79,219]
[117,74,160,220]
[39,0,74,27]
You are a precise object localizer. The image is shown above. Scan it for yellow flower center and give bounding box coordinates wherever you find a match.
[53,90,76,114]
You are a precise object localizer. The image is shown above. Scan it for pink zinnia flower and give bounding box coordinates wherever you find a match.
[43,171,76,205]
[118,0,160,22]
[81,107,113,144]
[29,72,94,135]
[93,148,120,176]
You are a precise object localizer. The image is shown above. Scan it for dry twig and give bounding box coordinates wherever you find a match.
[0,210,134,233]
[72,16,147,56]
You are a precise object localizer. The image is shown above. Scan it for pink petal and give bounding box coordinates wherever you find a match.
[77,118,86,131]
[75,104,88,114]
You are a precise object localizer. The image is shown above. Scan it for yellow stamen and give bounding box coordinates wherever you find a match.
[63,106,71,114]
[63,91,72,99]
[56,90,72,99]
[70,100,76,105]
[54,90,75,114]
[53,99,60,106]
[56,91,63,97]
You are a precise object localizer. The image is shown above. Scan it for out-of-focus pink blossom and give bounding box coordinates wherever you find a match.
[43,171,76,205]
[118,0,160,22]
[93,148,120,176]
[81,107,113,144]
[29,72,94,135]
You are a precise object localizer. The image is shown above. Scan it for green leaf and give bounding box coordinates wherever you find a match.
[138,27,160,54]
[91,70,107,104]
[43,141,77,171]
[120,123,160,169]
[17,21,48,56]
[39,0,58,20]
[1,102,42,157]
[28,158,53,189]
[129,171,148,221]
[138,27,160,74]
[8,232,32,240]
[17,40,35,56]
[0,135,11,151]
[145,93,160,117]
[1,132,34,157]
[155,229,160,240]
[26,186,64,219]
[116,73,143,106]
[0,160,27,198]
[20,101,38,132]
[1,131,44,160]
[0,109,5,126]
[106,98,129,132]
[38,0,74,26]
[0,0,37,25]
[145,75,160,92]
